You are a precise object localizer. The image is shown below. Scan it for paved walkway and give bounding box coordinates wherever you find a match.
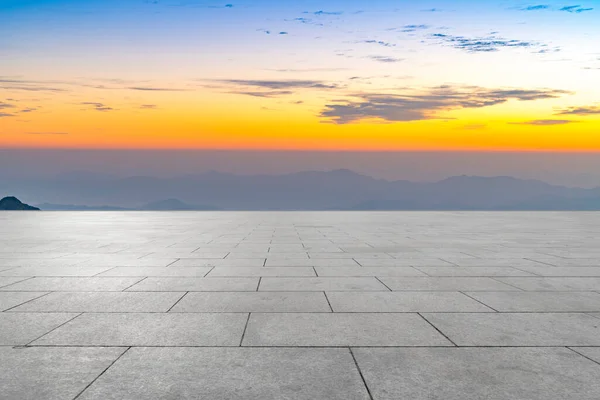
[1,211,600,399]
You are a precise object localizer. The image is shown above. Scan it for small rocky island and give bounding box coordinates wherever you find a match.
[0,196,40,210]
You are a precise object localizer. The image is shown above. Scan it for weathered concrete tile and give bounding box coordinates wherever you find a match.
[0,347,127,400]
[10,292,184,312]
[315,267,426,277]
[515,266,600,277]
[327,292,494,312]
[466,291,600,312]
[0,266,113,277]
[0,312,78,345]
[33,313,248,346]
[0,276,31,288]
[417,266,536,277]
[77,347,370,400]
[171,292,330,312]
[495,277,600,291]
[98,266,212,277]
[353,347,600,400]
[206,267,316,277]
[0,291,48,311]
[259,277,387,291]
[171,258,266,267]
[127,277,259,291]
[379,277,519,291]
[0,277,143,292]
[242,313,452,346]
[423,313,600,346]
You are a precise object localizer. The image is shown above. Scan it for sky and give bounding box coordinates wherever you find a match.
[1,0,599,153]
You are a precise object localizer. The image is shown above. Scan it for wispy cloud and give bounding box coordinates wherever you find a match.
[517,4,593,12]
[303,10,343,16]
[560,5,593,13]
[398,24,431,33]
[208,79,340,98]
[128,86,189,91]
[361,40,396,48]
[519,5,551,11]
[139,104,159,109]
[556,105,600,115]
[429,33,555,53]
[367,55,404,63]
[320,86,571,124]
[0,102,15,110]
[0,112,14,118]
[81,102,114,112]
[509,119,577,125]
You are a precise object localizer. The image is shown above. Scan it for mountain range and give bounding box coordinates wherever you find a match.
[2,170,600,211]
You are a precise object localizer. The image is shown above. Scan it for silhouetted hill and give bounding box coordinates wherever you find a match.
[4,171,600,210]
[0,196,40,210]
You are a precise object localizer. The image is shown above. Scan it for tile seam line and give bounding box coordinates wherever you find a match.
[348,347,374,400]
[458,291,500,312]
[2,291,53,312]
[417,313,459,347]
[24,312,84,346]
[72,346,132,400]
[166,292,189,313]
[239,313,252,346]
[566,347,600,367]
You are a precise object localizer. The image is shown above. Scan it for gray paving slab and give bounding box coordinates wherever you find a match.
[242,313,453,346]
[495,277,600,291]
[0,266,114,276]
[10,292,184,313]
[126,277,260,291]
[77,347,370,400]
[265,258,360,267]
[315,266,427,276]
[466,291,600,312]
[449,258,549,267]
[514,266,600,277]
[353,347,600,400]
[326,292,495,312]
[33,313,248,346]
[170,292,331,312]
[423,312,600,346]
[0,277,144,292]
[0,276,32,288]
[258,277,388,291]
[171,258,266,267]
[379,277,520,291]
[98,266,212,277]
[0,291,49,311]
[571,347,600,364]
[0,347,127,400]
[416,266,537,276]
[206,266,316,277]
[355,258,455,267]
[0,312,79,345]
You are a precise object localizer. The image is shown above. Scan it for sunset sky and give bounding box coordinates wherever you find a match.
[1,0,600,151]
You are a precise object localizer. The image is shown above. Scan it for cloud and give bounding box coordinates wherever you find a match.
[509,119,577,125]
[361,40,396,48]
[304,11,343,16]
[429,33,554,53]
[230,90,294,98]
[560,5,593,13]
[128,86,189,91]
[214,79,339,90]
[398,24,430,33]
[520,5,551,11]
[320,86,571,124]
[81,102,114,112]
[0,112,14,118]
[368,55,404,63]
[421,8,444,12]
[19,108,37,113]
[140,104,159,109]
[0,102,15,110]
[556,105,600,115]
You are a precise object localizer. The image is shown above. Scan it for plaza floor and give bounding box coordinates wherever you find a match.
[1,211,600,399]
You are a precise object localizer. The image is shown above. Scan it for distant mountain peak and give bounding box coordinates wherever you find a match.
[0,196,40,211]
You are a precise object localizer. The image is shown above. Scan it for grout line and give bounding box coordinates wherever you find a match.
[72,346,131,400]
[121,277,147,292]
[256,277,262,291]
[24,312,83,346]
[323,291,334,312]
[165,258,180,267]
[418,313,459,347]
[374,277,392,291]
[0,276,34,289]
[459,291,500,312]
[203,266,215,277]
[166,292,188,313]
[92,267,116,277]
[313,267,319,277]
[239,313,252,346]
[348,348,374,400]
[566,347,600,367]
[2,291,52,312]
[489,276,526,291]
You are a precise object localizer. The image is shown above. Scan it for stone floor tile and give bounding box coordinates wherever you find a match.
[0,266,114,277]
[495,277,600,291]
[570,347,600,364]
[126,277,260,291]
[243,313,453,346]
[206,267,316,277]
[33,313,248,346]
[513,266,600,277]
[423,312,600,346]
[327,292,494,312]
[77,347,370,400]
[98,266,212,277]
[416,266,536,277]
[0,347,127,400]
[353,347,600,400]
[0,312,78,345]
[170,292,330,312]
[466,291,600,312]
[379,277,520,291]
[0,277,144,292]
[0,291,49,311]
[259,277,388,291]
[10,292,184,313]
[315,267,427,277]
[171,258,266,267]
